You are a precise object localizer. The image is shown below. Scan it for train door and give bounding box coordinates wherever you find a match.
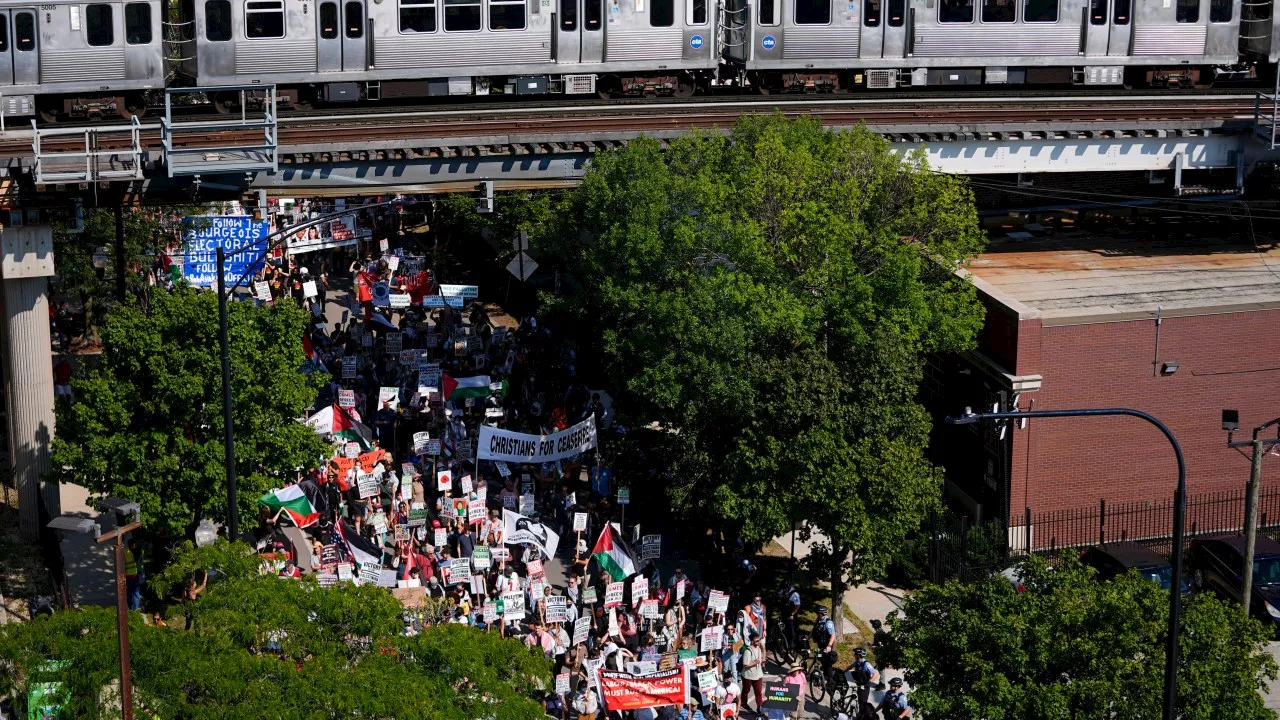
[555,0,603,63]
[0,9,39,86]
[881,0,906,56]
[1106,0,1131,56]
[341,0,367,70]
[317,0,342,71]
[1084,0,1109,53]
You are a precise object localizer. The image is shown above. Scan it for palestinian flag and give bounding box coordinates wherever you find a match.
[442,374,495,403]
[305,404,374,451]
[591,524,637,581]
[336,518,382,568]
[258,483,321,528]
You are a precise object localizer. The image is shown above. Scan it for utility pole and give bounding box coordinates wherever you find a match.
[114,205,126,302]
[94,519,141,720]
[1224,411,1280,609]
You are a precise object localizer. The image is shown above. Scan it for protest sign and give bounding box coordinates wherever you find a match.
[457,439,473,461]
[412,431,430,453]
[342,356,357,379]
[477,415,598,463]
[582,586,598,605]
[389,293,411,308]
[439,284,479,298]
[707,590,729,615]
[556,672,570,695]
[433,528,447,547]
[697,671,717,692]
[372,283,390,308]
[483,601,498,623]
[700,626,724,652]
[425,439,441,455]
[359,561,382,586]
[472,545,491,570]
[763,684,800,712]
[546,595,569,623]
[394,525,410,543]
[519,493,535,516]
[320,545,339,567]
[317,572,337,588]
[502,509,560,559]
[338,389,355,408]
[641,534,661,561]
[302,280,318,298]
[344,442,360,459]
[527,558,545,580]
[492,546,510,563]
[468,499,485,524]
[573,616,591,645]
[495,461,511,477]
[470,574,486,596]
[631,576,649,606]
[573,512,588,532]
[181,216,268,287]
[399,349,415,365]
[617,487,631,505]
[357,473,379,499]
[337,563,354,582]
[408,506,427,527]
[529,580,545,603]
[437,469,452,492]
[597,668,688,711]
[627,662,659,676]
[640,599,660,619]
[378,387,399,411]
[254,280,272,301]
[502,591,526,620]
[385,332,403,353]
[604,582,624,609]
[585,658,605,690]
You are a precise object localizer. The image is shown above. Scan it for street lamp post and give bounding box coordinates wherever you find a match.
[946,406,1186,720]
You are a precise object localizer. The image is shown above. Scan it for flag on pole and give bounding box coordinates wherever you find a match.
[336,518,382,568]
[442,374,497,403]
[305,403,374,451]
[591,523,637,581]
[258,483,322,528]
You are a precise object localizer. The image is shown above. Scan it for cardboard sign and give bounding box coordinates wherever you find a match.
[344,442,360,459]
[604,582,624,609]
[502,591,526,620]
[556,672,571,695]
[641,534,661,561]
[378,386,399,410]
[472,545,491,569]
[700,626,724,652]
[357,472,380,499]
[546,595,569,623]
[386,332,403,353]
[631,576,649,606]
[342,356,357,379]
[437,470,452,492]
[339,389,356,408]
[573,616,592,645]
[573,512,588,532]
[303,279,318,298]
[762,683,800,712]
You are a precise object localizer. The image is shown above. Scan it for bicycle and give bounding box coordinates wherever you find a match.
[767,613,795,665]
[798,647,836,704]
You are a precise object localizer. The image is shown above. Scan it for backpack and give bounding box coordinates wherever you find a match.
[812,618,835,646]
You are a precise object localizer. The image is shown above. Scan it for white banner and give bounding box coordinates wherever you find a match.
[478,415,597,463]
[503,509,560,559]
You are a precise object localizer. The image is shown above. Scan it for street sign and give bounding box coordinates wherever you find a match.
[506,252,538,282]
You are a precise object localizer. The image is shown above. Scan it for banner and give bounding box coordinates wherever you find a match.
[478,415,598,463]
[598,667,689,711]
[503,509,560,559]
[182,216,267,287]
[284,214,372,255]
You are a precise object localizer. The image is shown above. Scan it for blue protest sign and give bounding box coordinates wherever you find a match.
[183,216,269,288]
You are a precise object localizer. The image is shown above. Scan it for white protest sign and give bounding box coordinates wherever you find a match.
[502,591,526,620]
[495,461,511,477]
[342,356,357,379]
[389,293,411,309]
[573,513,588,532]
[555,672,570,695]
[707,590,730,615]
[359,561,382,586]
[339,389,355,408]
[640,599,660,619]
[546,595,569,623]
[357,473,379,499]
[604,582,624,608]
[483,601,498,623]
[700,626,724,652]
[491,546,510,563]
[627,661,658,676]
[585,658,604,690]
[439,284,479,299]
[386,332,403,354]
[254,281,272,301]
[437,470,452,492]
[378,387,399,410]
[303,280,318,298]
[434,528,448,547]
[412,432,430,454]
[472,545,491,569]
[344,442,360,459]
[573,616,591,645]
[641,534,662,561]
[519,494,535,516]
[631,576,649,606]
[336,563,354,582]
[477,415,598,463]
[697,670,717,691]
[461,474,474,494]
[468,499,486,524]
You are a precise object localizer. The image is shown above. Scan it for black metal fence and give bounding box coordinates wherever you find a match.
[925,487,1280,583]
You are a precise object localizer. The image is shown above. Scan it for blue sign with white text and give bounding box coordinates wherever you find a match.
[690,34,704,49]
[182,216,268,288]
[762,35,776,50]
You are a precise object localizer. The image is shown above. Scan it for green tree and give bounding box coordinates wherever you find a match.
[49,287,330,537]
[876,555,1278,720]
[0,564,551,719]
[541,115,987,620]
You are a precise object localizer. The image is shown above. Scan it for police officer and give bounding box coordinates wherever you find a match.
[810,606,837,686]
[849,648,881,719]
[877,678,913,719]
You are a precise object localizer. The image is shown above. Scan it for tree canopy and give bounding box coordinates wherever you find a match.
[0,542,551,720]
[876,554,1279,720]
[50,287,330,537]
[540,114,988,613]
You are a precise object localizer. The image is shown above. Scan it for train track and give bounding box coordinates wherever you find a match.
[5,94,1262,160]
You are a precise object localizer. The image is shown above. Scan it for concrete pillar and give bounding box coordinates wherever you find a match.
[1,224,57,539]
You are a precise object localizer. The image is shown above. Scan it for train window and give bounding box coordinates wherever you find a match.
[981,0,1013,22]
[1023,0,1056,21]
[559,0,576,29]
[939,0,973,21]
[864,0,880,25]
[585,0,601,29]
[689,0,706,23]
[14,11,33,49]
[344,0,362,36]
[125,3,151,44]
[399,0,435,31]
[757,0,776,23]
[1175,0,1196,21]
[887,0,903,24]
[205,0,232,39]
[0,15,8,53]
[651,0,673,24]
[444,0,480,30]
[1089,0,1105,23]
[321,1,339,35]
[245,0,285,37]
[86,4,114,45]
[794,0,830,23]
[1112,0,1127,21]
[1209,0,1230,21]
[489,0,524,29]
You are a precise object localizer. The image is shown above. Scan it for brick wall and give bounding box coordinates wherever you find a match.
[1006,309,1280,524]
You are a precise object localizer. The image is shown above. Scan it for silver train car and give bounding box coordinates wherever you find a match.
[174,0,720,103]
[0,0,164,119]
[724,0,1260,90]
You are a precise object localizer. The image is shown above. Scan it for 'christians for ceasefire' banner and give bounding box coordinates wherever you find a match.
[477,415,597,463]
[597,667,690,711]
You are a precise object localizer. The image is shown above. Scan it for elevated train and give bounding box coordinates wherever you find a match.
[0,0,1275,119]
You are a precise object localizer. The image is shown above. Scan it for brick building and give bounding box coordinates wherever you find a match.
[926,225,1280,549]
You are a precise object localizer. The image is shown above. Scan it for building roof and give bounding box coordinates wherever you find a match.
[965,227,1280,325]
